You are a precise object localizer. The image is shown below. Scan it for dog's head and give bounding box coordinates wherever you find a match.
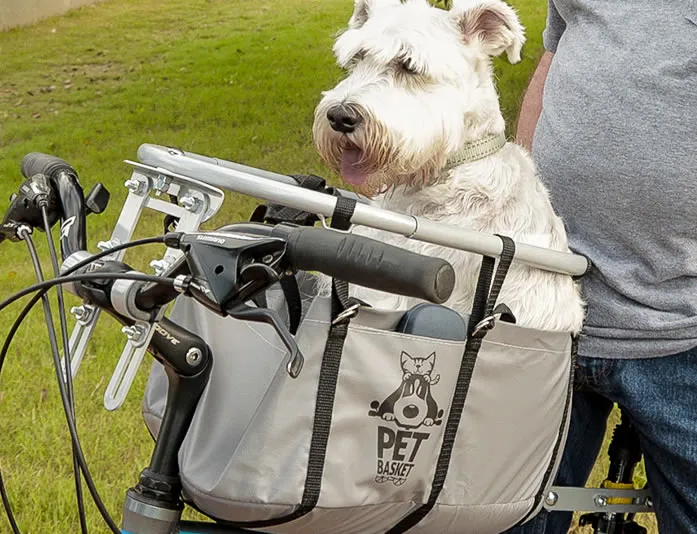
[313,0,525,196]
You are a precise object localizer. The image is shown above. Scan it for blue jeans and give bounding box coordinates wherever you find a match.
[504,347,697,533]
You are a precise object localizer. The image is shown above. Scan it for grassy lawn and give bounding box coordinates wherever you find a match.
[0,0,655,532]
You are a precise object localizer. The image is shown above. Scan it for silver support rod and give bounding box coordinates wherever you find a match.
[138,143,366,203]
[136,144,590,276]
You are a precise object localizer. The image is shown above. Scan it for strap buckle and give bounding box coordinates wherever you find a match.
[318,213,354,234]
[471,305,517,338]
[332,303,361,325]
[472,314,497,337]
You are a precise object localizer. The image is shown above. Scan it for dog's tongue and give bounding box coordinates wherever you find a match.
[340,148,367,185]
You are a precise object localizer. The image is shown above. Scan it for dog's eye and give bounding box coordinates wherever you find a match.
[397,59,420,75]
[346,50,366,69]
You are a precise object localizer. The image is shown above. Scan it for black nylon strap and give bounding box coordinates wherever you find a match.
[329,195,357,309]
[387,258,496,533]
[484,235,516,318]
[516,334,578,525]
[388,236,516,533]
[250,174,327,226]
[293,282,349,514]
[224,282,351,529]
[467,256,496,336]
[330,195,356,231]
[213,193,359,528]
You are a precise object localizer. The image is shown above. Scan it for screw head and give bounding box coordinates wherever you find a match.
[70,306,86,320]
[180,196,200,213]
[121,324,145,342]
[121,326,137,338]
[186,348,202,366]
[124,178,142,195]
[154,174,169,190]
[70,305,93,324]
[150,259,169,275]
[594,495,607,507]
[544,491,558,507]
[97,239,120,252]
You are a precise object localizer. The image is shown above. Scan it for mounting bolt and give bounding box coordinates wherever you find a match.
[70,305,90,323]
[646,497,653,509]
[594,495,607,508]
[180,195,200,213]
[124,178,143,195]
[544,491,558,507]
[70,306,86,320]
[150,259,169,275]
[153,174,171,196]
[121,324,146,342]
[186,347,202,366]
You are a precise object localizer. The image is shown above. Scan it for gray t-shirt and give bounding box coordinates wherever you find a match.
[534,0,697,358]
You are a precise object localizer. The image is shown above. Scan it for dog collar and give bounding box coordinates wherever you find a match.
[443,132,507,171]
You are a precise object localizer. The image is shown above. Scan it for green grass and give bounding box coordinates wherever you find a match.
[0,1,654,532]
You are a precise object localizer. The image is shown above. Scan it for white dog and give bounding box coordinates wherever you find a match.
[312,0,585,333]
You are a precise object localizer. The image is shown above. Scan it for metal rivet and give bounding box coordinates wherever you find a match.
[594,495,607,507]
[544,491,558,507]
[186,348,202,366]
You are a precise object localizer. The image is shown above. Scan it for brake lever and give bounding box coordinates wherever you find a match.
[227,303,304,378]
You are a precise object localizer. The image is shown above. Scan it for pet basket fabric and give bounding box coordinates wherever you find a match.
[142,240,575,534]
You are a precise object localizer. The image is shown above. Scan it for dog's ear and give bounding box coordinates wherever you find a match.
[450,0,525,63]
[349,0,373,29]
[349,0,403,29]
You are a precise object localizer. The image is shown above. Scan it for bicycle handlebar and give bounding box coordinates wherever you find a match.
[278,226,455,304]
[20,152,87,259]
[21,152,76,180]
[65,224,455,328]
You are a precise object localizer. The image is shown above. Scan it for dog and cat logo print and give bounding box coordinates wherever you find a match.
[368,351,444,486]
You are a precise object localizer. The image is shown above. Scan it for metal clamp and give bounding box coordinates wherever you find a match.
[544,486,653,514]
[62,162,224,410]
[104,319,158,411]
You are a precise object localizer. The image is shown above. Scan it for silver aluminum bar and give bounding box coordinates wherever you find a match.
[136,144,590,276]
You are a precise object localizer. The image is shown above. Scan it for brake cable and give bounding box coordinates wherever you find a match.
[0,236,167,533]
[39,205,89,534]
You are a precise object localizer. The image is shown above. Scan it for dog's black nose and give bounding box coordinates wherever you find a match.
[327,105,361,133]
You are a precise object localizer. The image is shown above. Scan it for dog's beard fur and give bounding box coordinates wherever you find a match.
[312,102,449,198]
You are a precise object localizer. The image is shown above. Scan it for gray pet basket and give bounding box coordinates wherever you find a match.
[142,264,574,534]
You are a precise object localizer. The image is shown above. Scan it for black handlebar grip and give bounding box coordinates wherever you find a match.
[21,152,77,180]
[284,227,455,304]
